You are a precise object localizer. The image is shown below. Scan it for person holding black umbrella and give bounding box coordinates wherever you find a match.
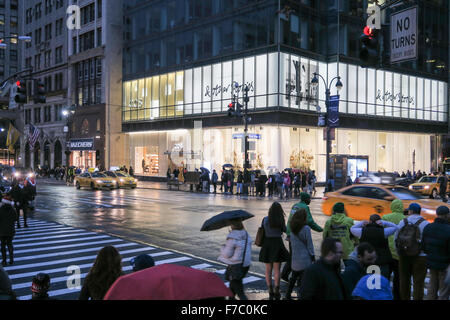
[218,219,252,300]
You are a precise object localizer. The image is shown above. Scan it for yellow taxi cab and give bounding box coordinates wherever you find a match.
[322,184,450,222]
[408,175,450,199]
[103,171,137,189]
[74,172,117,190]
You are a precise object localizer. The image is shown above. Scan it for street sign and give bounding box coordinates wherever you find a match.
[328,95,340,128]
[68,138,94,151]
[232,133,261,140]
[390,6,418,64]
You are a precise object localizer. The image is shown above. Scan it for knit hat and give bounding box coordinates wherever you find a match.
[332,202,345,214]
[436,206,450,216]
[352,274,393,300]
[407,203,421,214]
[300,192,311,202]
[31,273,50,294]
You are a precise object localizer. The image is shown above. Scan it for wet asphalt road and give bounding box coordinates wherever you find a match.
[27,179,328,282]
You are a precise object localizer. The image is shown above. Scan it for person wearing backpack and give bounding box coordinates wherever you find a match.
[323,202,355,265]
[394,203,429,300]
[350,214,398,279]
[422,206,450,300]
[382,199,406,300]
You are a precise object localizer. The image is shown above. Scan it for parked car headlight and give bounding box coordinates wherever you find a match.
[409,186,413,189]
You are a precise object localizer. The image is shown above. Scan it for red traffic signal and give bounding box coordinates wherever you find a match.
[363,26,373,37]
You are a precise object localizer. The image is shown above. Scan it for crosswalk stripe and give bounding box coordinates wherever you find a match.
[14,235,111,249]
[14,229,83,239]
[8,218,265,300]
[15,227,75,236]
[14,239,124,255]
[9,248,158,280]
[15,224,62,233]
[11,252,175,291]
[12,242,136,262]
[13,232,96,243]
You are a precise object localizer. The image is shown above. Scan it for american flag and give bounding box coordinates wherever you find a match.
[28,124,41,150]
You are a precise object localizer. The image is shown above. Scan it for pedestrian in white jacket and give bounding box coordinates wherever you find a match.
[218,219,252,300]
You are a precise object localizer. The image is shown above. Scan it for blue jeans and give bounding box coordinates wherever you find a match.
[237,183,243,194]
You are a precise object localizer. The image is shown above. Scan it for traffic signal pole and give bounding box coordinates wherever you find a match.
[243,86,250,170]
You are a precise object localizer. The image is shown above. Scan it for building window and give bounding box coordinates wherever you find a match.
[34,54,41,70]
[81,119,89,135]
[44,50,51,67]
[97,28,102,47]
[34,108,41,123]
[45,23,52,40]
[72,37,77,55]
[25,57,32,68]
[97,0,102,18]
[35,3,42,20]
[35,28,42,45]
[55,104,63,121]
[44,76,52,93]
[25,109,32,125]
[56,0,64,10]
[45,0,52,14]
[55,18,63,36]
[44,106,52,122]
[96,58,102,77]
[55,46,63,64]
[96,118,101,132]
[96,84,102,104]
[25,32,32,48]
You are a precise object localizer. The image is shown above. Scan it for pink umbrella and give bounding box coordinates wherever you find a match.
[104,264,233,300]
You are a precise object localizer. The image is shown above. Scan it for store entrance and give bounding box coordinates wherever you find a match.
[72,151,97,170]
[330,155,369,190]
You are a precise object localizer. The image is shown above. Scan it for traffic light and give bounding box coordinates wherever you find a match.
[34,80,46,104]
[359,26,379,67]
[14,80,27,104]
[227,102,236,117]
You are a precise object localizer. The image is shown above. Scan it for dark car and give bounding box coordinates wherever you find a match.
[395,177,416,188]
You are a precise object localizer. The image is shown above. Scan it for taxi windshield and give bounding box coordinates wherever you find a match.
[387,187,423,200]
[418,176,437,183]
[115,172,128,177]
[92,173,106,178]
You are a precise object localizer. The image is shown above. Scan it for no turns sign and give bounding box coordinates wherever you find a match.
[390,7,418,64]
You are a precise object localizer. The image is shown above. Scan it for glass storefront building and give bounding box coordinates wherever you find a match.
[122,0,449,180]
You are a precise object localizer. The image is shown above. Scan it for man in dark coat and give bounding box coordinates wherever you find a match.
[0,193,18,266]
[342,242,377,297]
[299,238,348,300]
[423,206,450,300]
[438,174,448,202]
[350,214,398,279]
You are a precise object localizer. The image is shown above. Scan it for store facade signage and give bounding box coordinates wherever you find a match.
[205,81,254,98]
[376,90,415,106]
[69,139,94,151]
[128,98,143,108]
[390,7,418,63]
[232,133,261,140]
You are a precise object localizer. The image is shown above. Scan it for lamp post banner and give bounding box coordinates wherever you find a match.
[328,95,340,128]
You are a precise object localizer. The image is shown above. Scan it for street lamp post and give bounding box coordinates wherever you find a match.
[63,105,76,182]
[311,73,343,189]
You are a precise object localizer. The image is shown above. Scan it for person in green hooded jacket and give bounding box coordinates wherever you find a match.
[382,199,405,300]
[323,202,355,263]
[282,193,323,282]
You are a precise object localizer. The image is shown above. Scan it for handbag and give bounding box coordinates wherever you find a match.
[225,232,249,281]
[254,219,265,247]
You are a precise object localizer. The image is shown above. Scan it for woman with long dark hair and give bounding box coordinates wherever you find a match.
[79,246,123,300]
[285,208,315,300]
[258,202,289,300]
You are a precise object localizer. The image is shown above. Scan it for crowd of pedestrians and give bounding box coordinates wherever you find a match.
[184,168,319,199]
[216,193,450,300]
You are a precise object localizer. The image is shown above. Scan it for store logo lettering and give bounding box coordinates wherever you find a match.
[376,90,415,106]
[204,81,254,98]
[129,99,143,108]
[71,142,93,148]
